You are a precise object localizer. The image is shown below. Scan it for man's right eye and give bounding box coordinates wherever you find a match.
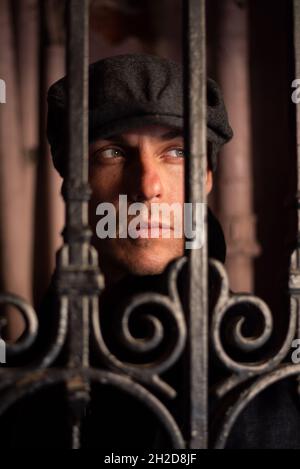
[95,148,125,159]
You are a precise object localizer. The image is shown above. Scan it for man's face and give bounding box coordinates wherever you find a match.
[88,124,213,283]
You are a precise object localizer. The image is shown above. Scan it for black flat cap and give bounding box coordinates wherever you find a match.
[47,53,233,177]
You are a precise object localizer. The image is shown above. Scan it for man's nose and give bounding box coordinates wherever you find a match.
[128,155,163,203]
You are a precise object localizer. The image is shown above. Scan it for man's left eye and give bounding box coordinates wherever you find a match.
[100,148,124,158]
[165,148,185,158]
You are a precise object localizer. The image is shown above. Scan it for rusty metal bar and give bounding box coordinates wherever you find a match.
[183,0,208,449]
[64,0,90,448]
[293,0,300,238]
[65,0,90,254]
[59,0,91,370]
[294,0,300,239]
[290,0,300,397]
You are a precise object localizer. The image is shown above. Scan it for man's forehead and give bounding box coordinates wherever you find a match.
[92,125,183,144]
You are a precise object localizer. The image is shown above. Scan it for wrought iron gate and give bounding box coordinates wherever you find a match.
[0,0,300,449]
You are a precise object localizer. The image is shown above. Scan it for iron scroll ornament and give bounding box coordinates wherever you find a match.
[0,253,298,447]
[0,255,188,448]
[209,257,299,448]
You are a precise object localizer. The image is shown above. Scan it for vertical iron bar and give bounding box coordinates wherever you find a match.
[293,0,300,238]
[64,0,90,369]
[67,0,89,186]
[292,0,300,397]
[183,0,208,449]
[64,0,90,448]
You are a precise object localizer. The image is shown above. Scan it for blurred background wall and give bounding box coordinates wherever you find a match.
[0,0,297,339]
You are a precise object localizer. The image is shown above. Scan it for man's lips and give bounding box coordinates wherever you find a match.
[116,218,176,238]
[137,221,173,230]
[134,221,174,239]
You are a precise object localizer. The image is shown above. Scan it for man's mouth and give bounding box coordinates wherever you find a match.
[134,221,174,238]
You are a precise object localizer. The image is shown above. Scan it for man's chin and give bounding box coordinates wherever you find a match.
[95,238,184,283]
[103,251,183,282]
[122,261,167,277]
[116,254,172,277]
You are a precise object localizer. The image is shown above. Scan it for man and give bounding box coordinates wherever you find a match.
[26,53,232,449]
[45,51,300,451]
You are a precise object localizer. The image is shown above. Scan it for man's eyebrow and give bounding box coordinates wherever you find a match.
[160,129,183,140]
[99,134,128,144]
[101,129,183,143]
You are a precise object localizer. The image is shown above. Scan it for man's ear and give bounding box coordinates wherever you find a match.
[206,169,213,194]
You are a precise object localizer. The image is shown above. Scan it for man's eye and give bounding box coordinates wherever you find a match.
[165,148,185,158]
[97,148,124,159]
